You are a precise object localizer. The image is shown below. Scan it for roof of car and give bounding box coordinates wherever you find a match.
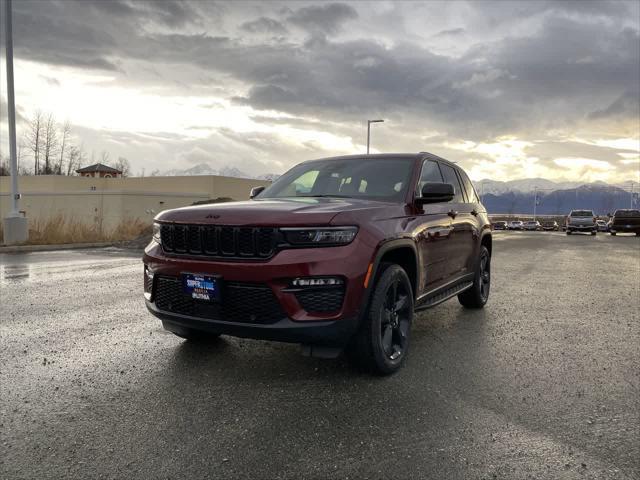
[302,152,457,166]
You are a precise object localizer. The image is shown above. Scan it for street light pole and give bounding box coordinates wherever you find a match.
[533,186,537,221]
[366,119,384,154]
[2,0,28,244]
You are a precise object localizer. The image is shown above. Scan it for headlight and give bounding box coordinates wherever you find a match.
[281,226,358,246]
[152,222,162,244]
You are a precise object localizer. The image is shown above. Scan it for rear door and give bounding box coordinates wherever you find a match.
[438,162,476,279]
[456,168,483,272]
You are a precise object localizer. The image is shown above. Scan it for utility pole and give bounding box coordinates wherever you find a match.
[2,0,28,244]
[533,186,537,221]
[631,181,635,208]
[366,119,384,154]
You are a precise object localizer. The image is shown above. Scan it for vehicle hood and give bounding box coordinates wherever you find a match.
[155,197,395,226]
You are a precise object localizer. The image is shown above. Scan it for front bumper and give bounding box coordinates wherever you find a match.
[147,300,358,346]
[143,236,376,344]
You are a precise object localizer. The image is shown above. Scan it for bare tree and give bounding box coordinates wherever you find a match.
[66,143,87,176]
[27,111,44,174]
[42,113,59,174]
[100,150,110,164]
[114,157,131,177]
[57,120,71,175]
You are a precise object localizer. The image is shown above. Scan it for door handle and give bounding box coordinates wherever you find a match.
[447,210,458,218]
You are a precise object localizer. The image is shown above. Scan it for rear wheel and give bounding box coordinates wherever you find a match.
[591,231,597,236]
[611,232,616,236]
[566,231,572,235]
[348,263,414,375]
[458,246,491,309]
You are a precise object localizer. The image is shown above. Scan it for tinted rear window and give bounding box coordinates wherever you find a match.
[614,210,640,218]
[571,210,593,217]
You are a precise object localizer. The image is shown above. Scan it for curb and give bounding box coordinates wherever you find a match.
[0,242,114,254]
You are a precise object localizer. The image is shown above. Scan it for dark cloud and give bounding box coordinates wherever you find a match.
[286,3,358,35]
[589,91,640,120]
[240,17,288,35]
[434,28,466,37]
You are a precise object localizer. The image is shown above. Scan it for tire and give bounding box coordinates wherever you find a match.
[591,231,597,236]
[458,245,491,309]
[566,231,572,235]
[173,329,220,342]
[348,263,414,375]
[636,233,640,237]
[611,232,616,236]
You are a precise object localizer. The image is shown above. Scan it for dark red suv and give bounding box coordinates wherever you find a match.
[144,153,492,374]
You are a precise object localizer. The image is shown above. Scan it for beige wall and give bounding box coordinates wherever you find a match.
[0,175,270,232]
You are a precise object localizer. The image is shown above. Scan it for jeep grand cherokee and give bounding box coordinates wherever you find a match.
[143,153,492,374]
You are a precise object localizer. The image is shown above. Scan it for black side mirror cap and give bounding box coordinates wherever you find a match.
[416,182,455,204]
[250,186,266,199]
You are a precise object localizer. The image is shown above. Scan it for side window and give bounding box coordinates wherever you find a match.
[458,170,479,204]
[416,160,443,195]
[439,163,464,203]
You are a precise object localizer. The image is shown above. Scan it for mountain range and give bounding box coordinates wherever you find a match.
[160,163,279,181]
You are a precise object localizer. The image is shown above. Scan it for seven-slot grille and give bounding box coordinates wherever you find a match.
[160,224,277,259]
[154,276,286,324]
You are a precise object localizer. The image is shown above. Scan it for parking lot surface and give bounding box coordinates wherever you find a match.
[1,233,639,479]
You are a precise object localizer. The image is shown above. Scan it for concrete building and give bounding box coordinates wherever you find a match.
[0,175,271,236]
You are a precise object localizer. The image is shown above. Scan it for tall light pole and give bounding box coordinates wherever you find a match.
[366,119,384,154]
[2,0,28,244]
[630,181,635,208]
[533,186,538,221]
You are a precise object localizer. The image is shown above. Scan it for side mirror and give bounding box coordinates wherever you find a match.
[250,186,265,199]
[417,182,455,204]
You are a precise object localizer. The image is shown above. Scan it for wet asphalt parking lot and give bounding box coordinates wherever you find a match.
[1,232,639,480]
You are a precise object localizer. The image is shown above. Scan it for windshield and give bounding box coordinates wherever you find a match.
[571,210,593,217]
[257,157,414,201]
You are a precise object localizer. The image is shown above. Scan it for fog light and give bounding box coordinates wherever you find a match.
[144,266,154,300]
[291,277,344,287]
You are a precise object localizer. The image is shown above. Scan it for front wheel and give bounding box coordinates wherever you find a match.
[458,246,491,309]
[348,263,414,375]
[611,232,616,236]
[591,231,597,236]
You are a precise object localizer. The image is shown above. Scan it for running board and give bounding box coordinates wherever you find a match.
[415,281,473,310]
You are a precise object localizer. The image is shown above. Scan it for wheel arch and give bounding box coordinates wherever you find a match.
[369,239,419,300]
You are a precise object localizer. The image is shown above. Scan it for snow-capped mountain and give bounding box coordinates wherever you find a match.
[161,163,279,181]
[474,178,633,195]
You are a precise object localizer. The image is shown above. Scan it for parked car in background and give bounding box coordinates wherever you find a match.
[523,220,541,231]
[508,220,524,230]
[542,221,559,231]
[566,210,597,235]
[493,221,507,231]
[609,209,640,236]
[596,220,608,232]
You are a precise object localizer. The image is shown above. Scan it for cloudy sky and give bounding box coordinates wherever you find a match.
[0,0,639,182]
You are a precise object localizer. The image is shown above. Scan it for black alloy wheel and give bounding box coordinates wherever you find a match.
[458,245,491,309]
[348,263,414,375]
